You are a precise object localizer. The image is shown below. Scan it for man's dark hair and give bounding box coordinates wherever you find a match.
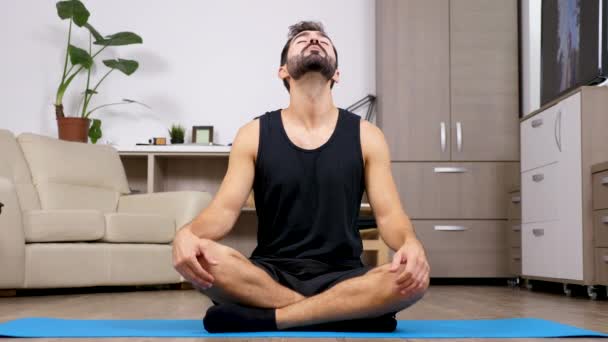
[280,21,339,91]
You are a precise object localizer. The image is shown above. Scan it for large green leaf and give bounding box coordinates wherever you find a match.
[68,44,93,69]
[88,119,102,144]
[56,0,89,27]
[94,32,143,46]
[84,23,104,42]
[103,59,139,75]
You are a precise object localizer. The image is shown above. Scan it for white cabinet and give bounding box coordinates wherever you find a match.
[520,105,561,172]
[522,221,560,278]
[520,91,583,281]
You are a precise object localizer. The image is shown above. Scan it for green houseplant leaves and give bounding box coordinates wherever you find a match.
[54,0,147,143]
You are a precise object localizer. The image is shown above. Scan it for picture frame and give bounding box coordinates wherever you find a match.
[192,126,214,144]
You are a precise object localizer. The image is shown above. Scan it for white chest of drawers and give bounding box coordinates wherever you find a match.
[520,86,608,285]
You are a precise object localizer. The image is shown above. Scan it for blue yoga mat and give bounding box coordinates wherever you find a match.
[0,317,606,338]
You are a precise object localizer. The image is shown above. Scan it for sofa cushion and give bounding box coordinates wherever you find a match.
[17,133,130,212]
[103,213,175,243]
[0,129,41,211]
[23,210,105,242]
[36,182,121,213]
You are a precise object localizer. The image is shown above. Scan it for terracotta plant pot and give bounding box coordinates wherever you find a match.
[57,117,90,143]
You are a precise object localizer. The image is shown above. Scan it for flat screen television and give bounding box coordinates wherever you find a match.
[541,0,604,105]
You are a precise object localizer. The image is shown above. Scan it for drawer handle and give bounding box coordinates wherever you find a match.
[440,122,446,152]
[513,256,521,261]
[554,111,562,152]
[512,225,521,232]
[531,118,543,128]
[532,174,544,182]
[511,196,521,204]
[602,177,608,186]
[434,167,467,173]
[602,216,608,224]
[434,225,468,231]
[456,122,463,152]
[532,228,544,237]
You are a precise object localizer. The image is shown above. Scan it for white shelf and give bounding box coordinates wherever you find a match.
[116,144,231,154]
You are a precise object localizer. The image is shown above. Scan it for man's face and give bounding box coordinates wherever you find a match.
[281,30,339,85]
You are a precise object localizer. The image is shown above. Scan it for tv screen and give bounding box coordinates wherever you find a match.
[541,0,601,105]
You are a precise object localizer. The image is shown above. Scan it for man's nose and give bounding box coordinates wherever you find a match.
[310,38,319,45]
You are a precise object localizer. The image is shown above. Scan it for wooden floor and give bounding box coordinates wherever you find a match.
[1,284,607,341]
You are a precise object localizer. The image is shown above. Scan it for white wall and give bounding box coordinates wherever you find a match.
[521,0,541,116]
[0,0,375,146]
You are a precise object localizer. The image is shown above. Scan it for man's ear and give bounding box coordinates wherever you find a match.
[332,69,341,84]
[278,65,290,81]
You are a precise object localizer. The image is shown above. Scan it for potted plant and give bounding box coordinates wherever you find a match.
[54,0,143,143]
[169,124,185,144]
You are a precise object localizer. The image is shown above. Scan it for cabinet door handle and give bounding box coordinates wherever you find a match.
[601,176,608,185]
[532,174,544,182]
[511,196,521,203]
[0,202,3,215]
[601,216,608,224]
[531,118,543,128]
[456,122,463,152]
[434,225,468,231]
[440,122,446,152]
[434,167,467,173]
[554,110,562,152]
[532,228,544,237]
[512,225,521,232]
[513,256,522,261]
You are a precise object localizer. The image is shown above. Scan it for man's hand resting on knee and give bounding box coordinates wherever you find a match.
[173,226,219,289]
[389,238,430,297]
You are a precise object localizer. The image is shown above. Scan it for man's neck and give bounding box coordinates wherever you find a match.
[285,74,337,130]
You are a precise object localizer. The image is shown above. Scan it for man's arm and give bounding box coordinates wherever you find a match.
[360,120,416,251]
[184,119,259,240]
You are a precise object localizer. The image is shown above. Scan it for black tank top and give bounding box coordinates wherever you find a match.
[250,108,365,268]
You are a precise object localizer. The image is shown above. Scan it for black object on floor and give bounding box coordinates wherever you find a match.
[291,313,397,332]
[203,303,277,333]
[203,303,396,333]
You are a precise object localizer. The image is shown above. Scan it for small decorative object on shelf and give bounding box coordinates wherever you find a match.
[168,124,185,144]
[148,137,166,145]
[192,126,214,145]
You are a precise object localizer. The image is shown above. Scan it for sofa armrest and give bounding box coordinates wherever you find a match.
[0,177,25,288]
[117,191,212,231]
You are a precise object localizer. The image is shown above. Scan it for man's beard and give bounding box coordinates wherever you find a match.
[286,48,337,82]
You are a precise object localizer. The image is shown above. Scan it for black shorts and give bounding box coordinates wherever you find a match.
[249,257,373,297]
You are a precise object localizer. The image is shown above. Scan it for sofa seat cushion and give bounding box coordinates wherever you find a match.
[23,210,105,243]
[103,213,175,243]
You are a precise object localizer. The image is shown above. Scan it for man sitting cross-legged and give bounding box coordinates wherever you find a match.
[172,21,430,333]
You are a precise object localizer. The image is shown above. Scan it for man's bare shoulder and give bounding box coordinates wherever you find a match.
[359,119,388,165]
[232,118,260,161]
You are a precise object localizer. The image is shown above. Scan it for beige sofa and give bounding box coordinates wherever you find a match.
[0,129,212,289]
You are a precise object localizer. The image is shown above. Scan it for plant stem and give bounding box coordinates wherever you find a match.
[83,69,113,118]
[81,32,93,117]
[86,101,132,117]
[61,19,72,84]
[56,19,73,105]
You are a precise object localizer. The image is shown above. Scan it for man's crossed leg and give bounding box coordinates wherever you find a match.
[196,239,427,332]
